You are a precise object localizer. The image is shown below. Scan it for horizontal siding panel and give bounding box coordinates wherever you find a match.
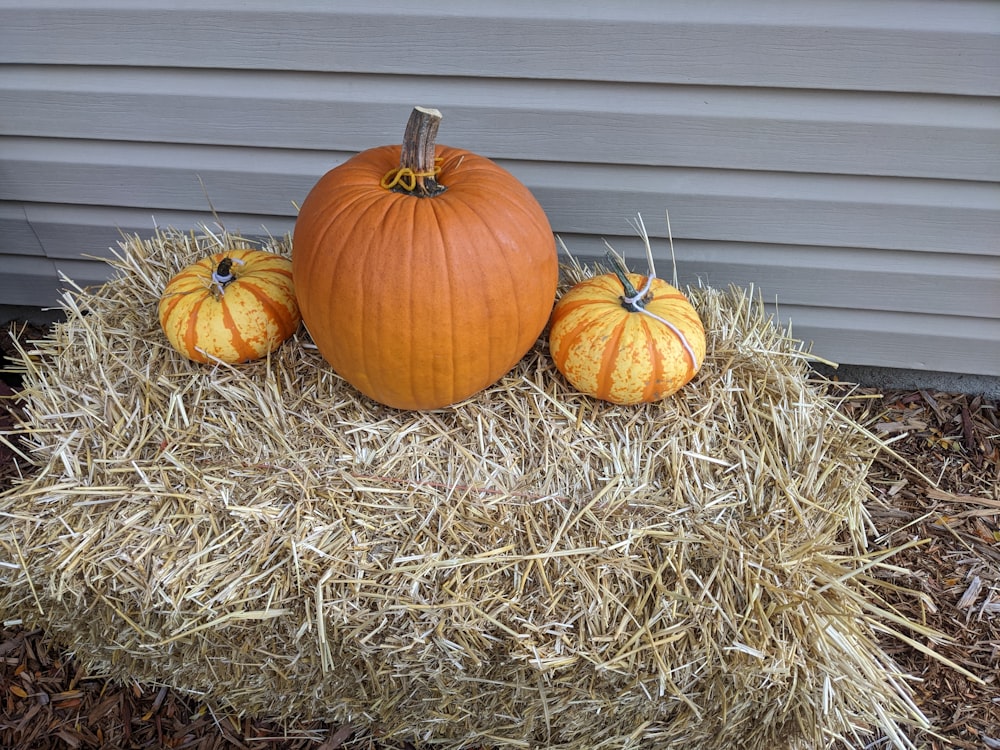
[0,139,327,217]
[3,140,997,256]
[19,203,293,261]
[777,306,1000,376]
[0,204,46,256]
[521,164,999,256]
[10,201,998,322]
[0,253,64,307]
[2,1,998,95]
[21,199,999,324]
[561,235,1000,321]
[2,68,998,181]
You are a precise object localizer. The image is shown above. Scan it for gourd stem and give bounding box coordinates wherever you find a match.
[389,106,447,197]
[213,258,235,284]
[211,256,240,296]
[606,252,647,311]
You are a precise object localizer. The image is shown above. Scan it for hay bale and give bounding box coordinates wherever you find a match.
[1,228,929,749]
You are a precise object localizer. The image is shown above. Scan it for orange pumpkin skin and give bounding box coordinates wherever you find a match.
[293,144,559,410]
[158,249,300,364]
[548,273,706,404]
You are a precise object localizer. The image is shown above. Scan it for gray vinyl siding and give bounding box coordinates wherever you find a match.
[2,1,998,376]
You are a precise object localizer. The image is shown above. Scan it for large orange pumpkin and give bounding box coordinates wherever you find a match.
[158,249,300,364]
[548,257,706,404]
[292,106,559,410]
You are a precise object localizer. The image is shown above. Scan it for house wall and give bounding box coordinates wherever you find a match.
[2,0,998,376]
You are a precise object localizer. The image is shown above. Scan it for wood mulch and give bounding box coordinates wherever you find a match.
[2,321,998,749]
[835,385,999,749]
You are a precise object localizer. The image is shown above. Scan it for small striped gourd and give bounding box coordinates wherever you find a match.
[158,249,300,364]
[548,259,705,404]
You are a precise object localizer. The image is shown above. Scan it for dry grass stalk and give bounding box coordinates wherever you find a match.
[0,228,941,748]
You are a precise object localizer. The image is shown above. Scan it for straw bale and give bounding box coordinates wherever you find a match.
[0,228,932,749]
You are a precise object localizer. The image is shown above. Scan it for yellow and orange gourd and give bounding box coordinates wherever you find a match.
[292,106,559,410]
[549,255,706,404]
[158,249,300,364]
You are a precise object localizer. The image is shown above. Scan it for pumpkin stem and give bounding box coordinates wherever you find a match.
[606,252,650,312]
[382,106,447,198]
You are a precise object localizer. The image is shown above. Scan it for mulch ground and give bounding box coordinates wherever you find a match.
[2,320,997,749]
